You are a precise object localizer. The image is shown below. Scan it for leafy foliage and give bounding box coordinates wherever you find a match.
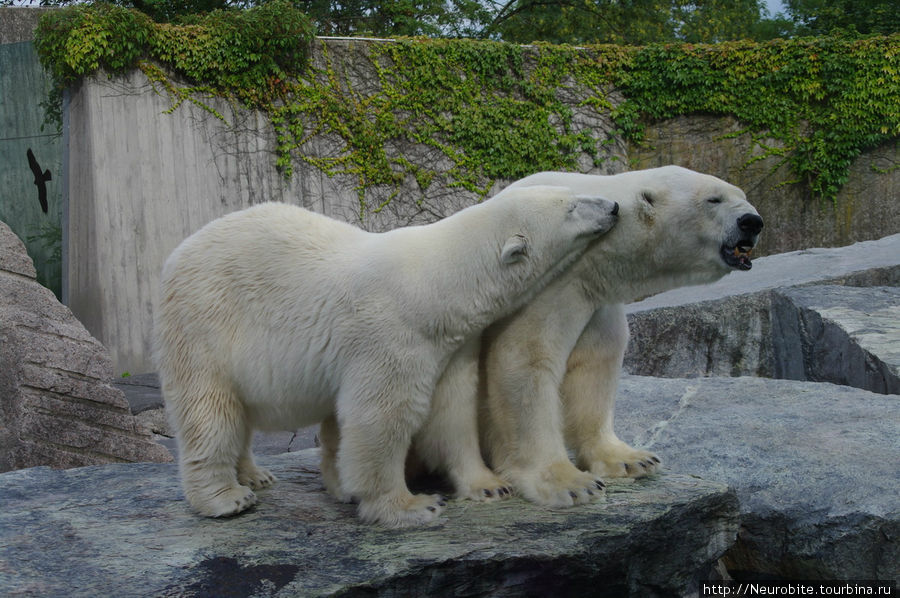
[489,0,776,45]
[609,36,900,199]
[34,3,154,83]
[784,0,900,36]
[34,3,900,209]
[24,0,899,42]
[35,0,315,95]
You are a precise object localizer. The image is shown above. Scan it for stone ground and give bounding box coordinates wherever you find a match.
[615,375,899,581]
[1,452,738,597]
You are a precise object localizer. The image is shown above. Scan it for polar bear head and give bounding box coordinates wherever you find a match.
[501,166,763,295]
[485,185,621,267]
[431,185,620,321]
[612,165,763,281]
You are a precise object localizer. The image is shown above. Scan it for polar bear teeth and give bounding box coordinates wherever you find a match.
[721,243,754,270]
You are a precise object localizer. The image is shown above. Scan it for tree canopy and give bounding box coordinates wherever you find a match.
[11,0,900,42]
[783,0,900,36]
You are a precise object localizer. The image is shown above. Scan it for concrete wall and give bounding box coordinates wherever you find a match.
[62,39,899,375]
[0,8,63,298]
[628,115,900,257]
[67,72,302,375]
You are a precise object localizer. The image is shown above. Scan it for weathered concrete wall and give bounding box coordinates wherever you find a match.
[62,39,898,374]
[628,115,900,257]
[0,6,52,44]
[66,72,301,375]
[0,8,63,298]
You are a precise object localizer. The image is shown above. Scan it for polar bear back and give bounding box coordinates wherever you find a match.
[157,204,374,426]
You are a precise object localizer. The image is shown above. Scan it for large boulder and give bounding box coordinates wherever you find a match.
[614,375,900,582]
[625,233,900,381]
[0,220,171,471]
[771,285,900,394]
[0,449,739,597]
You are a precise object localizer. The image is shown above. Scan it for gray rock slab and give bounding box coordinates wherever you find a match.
[624,234,900,383]
[625,292,775,378]
[772,286,900,394]
[0,451,738,598]
[114,372,164,414]
[614,375,900,581]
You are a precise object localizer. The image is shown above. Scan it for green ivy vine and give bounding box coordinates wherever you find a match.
[608,36,900,200]
[34,3,899,212]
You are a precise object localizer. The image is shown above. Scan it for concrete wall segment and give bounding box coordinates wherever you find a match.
[0,39,63,298]
[53,36,900,374]
[65,70,309,373]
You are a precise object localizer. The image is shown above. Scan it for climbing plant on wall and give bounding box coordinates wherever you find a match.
[35,3,900,210]
[608,36,900,200]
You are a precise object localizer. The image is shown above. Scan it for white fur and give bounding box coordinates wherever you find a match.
[154,188,618,526]
[421,166,762,507]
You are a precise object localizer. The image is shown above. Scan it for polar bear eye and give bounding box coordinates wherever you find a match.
[641,192,654,206]
[707,197,723,204]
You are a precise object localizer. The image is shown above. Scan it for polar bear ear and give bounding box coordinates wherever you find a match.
[501,234,529,265]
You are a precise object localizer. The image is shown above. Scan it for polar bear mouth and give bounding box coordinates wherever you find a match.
[720,243,754,270]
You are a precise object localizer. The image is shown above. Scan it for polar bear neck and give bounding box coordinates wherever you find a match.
[371,203,564,344]
[575,233,724,304]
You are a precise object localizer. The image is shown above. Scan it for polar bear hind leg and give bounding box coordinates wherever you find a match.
[172,380,258,517]
[562,304,661,479]
[319,413,353,502]
[236,431,277,490]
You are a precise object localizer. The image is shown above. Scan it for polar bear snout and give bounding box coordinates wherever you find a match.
[569,196,620,238]
[738,213,764,236]
[721,212,764,270]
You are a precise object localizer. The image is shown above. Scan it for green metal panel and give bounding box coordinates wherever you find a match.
[0,40,62,298]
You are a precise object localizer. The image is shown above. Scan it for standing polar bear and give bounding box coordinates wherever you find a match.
[465,166,764,507]
[154,188,619,527]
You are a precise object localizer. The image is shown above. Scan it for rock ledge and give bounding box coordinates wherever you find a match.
[0,449,738,597]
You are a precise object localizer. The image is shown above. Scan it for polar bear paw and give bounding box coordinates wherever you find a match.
[191,484,258,518]
[358,492,447,527]
[584,442,662,479]
[508,461,606,507]
[456,472,514,503]
[237,465,277,490]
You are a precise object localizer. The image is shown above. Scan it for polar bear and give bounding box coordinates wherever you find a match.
[436,166,762,507]
[154,189,619,527]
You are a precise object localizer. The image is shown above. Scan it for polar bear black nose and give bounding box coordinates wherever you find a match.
[738,213,764,235]
[611,202,619,216]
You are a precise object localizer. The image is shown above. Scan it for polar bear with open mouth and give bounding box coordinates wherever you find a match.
[413,166,762,507]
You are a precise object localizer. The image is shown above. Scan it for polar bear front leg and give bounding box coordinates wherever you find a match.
[412,337,512,502]
[482,294,605,507]
[563,304,661,478]
[337,384,447,527]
